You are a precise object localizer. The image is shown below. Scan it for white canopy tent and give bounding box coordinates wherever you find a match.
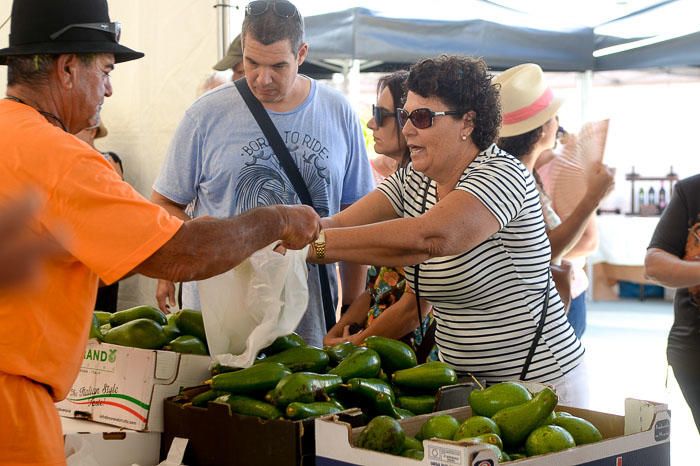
[0,0,698,308]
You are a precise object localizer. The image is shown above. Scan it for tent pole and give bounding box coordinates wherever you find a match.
[215,0,233,60]
[578,70,594,123]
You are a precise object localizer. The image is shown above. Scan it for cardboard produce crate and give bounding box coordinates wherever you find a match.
[56,340,211,432]
[63,417,160,466]
[315,398,670,466]
[160,383,476,466]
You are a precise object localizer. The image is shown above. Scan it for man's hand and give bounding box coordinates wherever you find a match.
[276,205,321,250]
[156,279,177,313]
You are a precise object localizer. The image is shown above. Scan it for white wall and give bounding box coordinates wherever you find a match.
[0,0,221,309]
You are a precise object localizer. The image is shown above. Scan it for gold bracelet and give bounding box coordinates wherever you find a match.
[313,229,326,259]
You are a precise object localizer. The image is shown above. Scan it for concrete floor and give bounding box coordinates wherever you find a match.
[584,299,696,465]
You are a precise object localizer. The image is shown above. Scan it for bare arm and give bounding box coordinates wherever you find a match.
[150,190,191,310]
[563,215,599,260]
[311,190,500,266]
[324,190,399,229]
[132,204,320,281]
[353,292,431,342]
[645,248,700,288]
[547,164,614,263]
[151,190,190,221]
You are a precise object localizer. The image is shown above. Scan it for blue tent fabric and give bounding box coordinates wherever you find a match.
[304,8,594,72]
[300,2,699,73]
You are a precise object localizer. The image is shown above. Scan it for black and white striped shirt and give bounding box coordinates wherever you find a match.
[378,144,583,383]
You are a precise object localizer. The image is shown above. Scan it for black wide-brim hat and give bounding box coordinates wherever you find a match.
[0,0,144,65]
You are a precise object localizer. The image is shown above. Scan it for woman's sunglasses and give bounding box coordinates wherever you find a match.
[372,105,396,127]
[245,0,299,18]
[397,107,462,129]
[50,22,122,43]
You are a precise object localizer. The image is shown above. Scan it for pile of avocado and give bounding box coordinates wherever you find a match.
[89,305,209,355]
[181,334,459,423]
[356,381,603,462]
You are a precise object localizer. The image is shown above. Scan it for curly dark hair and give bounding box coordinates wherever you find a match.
[497,126,543,159]
[406,55,501,151]
[377,70,410,167]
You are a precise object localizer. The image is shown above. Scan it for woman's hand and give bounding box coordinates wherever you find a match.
[324,325,364,346]
[586,163,615,202]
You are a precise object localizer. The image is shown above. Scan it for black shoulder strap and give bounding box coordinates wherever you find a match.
[234,78,336,331]
[519,275,551,380]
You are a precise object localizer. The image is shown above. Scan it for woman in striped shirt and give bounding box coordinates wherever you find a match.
[311,55,587,406]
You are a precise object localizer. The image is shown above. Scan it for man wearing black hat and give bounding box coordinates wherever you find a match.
[0,0,321,462]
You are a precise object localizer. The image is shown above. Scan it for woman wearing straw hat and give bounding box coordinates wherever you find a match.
[495,63,615,339]
[308,55,588,405]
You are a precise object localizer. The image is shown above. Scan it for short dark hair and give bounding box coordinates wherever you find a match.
[497,126,544,159]
[241,1,304,53]
[103,151,124,174]
[377,70,410,167]
[7,54,96,86]
[406,55,501,151]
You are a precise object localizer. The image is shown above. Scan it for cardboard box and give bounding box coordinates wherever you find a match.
[160,382,476,466]
[161,390,318,466]
[63,417,160,466]
[315,398,670,465]
[56,340,211,432]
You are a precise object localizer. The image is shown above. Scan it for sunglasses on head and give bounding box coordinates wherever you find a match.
[50,22,122,43]
[397,107,462,129]
[372,105,396,127]
[245,0,299,18]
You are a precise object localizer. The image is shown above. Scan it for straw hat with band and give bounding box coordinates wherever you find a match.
[213,34,242,71]
[0,0,143,65]
[494,63,563,138]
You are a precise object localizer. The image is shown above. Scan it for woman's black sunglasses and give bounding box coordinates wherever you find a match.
[397,107,462,129]
[50,22,121,43]
[372,105,396,127]
[245,0,299,18]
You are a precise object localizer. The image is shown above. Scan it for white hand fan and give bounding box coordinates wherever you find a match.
[549,119,609,218]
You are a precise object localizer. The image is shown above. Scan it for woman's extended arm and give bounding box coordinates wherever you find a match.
[312,190,500,266]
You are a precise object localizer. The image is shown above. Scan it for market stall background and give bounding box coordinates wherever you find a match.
[1,0,699,310]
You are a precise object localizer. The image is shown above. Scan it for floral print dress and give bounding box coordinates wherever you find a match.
[364,266,437,360]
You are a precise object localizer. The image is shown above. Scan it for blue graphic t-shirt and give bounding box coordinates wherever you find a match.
[154,78,374,347]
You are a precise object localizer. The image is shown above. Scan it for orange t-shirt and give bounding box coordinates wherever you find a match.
[0,101,183,465]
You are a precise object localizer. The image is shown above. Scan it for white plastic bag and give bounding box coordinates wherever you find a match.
[65,436,101,466]
[197,243,309,368]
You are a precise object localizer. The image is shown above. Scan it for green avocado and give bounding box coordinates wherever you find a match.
[391,361,457,391]
[329,348,381,381]
[417,414,460,441]
[262,333,306,355]
[172,309,207,345]
[468,381,533,417]
[211,362,291,395]
[284,401,342,420]
[453,415,501,440]
[553,415,603,445]
[257,346,329,373]
[267,372,343,407]
[525,425,576,456]
[102,318,168,349]
[357,415,406,455]
[163,335,208,355]
[491,387,558,448]
[109,305,167,327]
[364,335,417,373]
